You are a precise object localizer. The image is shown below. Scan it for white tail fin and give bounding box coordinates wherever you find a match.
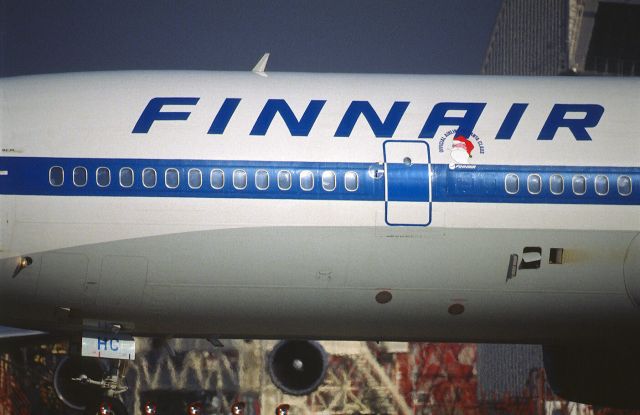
[252,53,270,76]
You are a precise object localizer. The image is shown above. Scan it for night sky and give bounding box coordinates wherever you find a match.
[1,0,502,77]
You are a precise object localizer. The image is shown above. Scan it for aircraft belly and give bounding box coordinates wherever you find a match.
[137,286,633,343]
[0,226,637,342]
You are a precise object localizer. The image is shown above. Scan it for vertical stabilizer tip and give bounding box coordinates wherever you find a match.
[252,53,270,76]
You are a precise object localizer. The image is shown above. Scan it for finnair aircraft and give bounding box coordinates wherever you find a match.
[0,65,639,412]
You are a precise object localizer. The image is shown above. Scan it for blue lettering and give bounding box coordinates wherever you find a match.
[538,104,604,140]
[132,97,199,133]
[419,102,486,139]
[496,103,528,140]
[131,97,605,141]
[335,101,409,138]
[110,339,119,351]
[250,99,326,136]
[98,338,108,351]
[207,98,241,134]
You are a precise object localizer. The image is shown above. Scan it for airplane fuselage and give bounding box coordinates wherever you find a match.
[0,71,638,343]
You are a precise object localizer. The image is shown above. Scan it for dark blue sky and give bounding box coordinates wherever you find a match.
[1,0,502,76]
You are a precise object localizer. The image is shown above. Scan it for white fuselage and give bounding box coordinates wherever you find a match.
[0,71,638,343]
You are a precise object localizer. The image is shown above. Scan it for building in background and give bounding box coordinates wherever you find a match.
[483,0,640,76]
[1,340,480,415]
[479,0,639,405]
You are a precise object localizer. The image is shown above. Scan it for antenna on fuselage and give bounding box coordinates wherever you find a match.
[252,52,270,77]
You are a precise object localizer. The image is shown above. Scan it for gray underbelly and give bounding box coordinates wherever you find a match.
[0,226,638,343]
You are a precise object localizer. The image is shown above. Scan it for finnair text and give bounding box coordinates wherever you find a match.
[132,97,604,141]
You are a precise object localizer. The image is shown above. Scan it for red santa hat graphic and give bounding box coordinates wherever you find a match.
[453,135,474,157]
[450,135,475,165]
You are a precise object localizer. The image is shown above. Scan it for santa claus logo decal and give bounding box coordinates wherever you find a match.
[451,135,475,164]
[437,129,485,167]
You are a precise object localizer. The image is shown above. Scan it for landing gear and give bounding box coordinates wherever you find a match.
[54,356,130,415]
[78,359,129,415]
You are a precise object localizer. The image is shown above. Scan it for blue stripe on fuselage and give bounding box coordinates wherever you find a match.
[0,157,382,201]
[431,164,639,205]
[0,157,638,205]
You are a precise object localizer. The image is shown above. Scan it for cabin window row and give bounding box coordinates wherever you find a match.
[49,166,360,192]
[504,173,632,196]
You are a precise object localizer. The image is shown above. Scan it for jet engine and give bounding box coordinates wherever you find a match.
[543,344,640,409]
[53,356,105,410]
[268,340,328,395]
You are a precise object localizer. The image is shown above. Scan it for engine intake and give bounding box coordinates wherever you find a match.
[268,340,328,396]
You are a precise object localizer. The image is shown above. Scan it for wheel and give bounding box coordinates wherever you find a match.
[83,396,128,415]
[53,356,106,410]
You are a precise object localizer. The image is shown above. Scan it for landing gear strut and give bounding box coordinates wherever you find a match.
[79,360,129,415]
[53,355,130,415]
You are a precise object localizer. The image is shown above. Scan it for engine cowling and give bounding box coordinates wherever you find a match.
[268,340,328,396]
[53,356,105,410]
[543,344,640,409]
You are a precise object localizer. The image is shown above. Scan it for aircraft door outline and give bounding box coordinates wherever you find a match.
[383,140,432,226]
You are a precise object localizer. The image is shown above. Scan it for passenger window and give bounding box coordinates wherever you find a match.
[505,174,519,194]
[97,167,111,187]
[277,170,292,190]
[255,170,269,190]
[300,170,314,191]
[49,166,64,187]
[345,171,359,192]
[594,175,608,196]
[165,168,179,189]
[210,169,224,189]
[322,171,336,191]
[617,176,632,196]
[572,175,586,195]
[119,167,134,188]
[142,168,157,188]
[527,174,542,195]
[233,169,247,190]
[188,169,202,189]
[73,166,87,187]
[549,174,563,195]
